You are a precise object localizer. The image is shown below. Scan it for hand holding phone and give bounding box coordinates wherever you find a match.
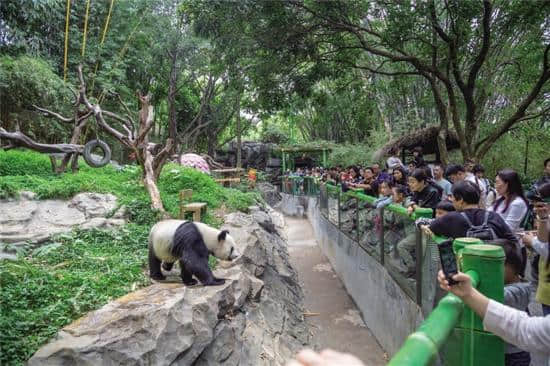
[438,239,458,286]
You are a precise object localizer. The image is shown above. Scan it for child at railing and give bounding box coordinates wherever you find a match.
[415,200,456,229]
[374,180,393,209]
[397,200,455,277]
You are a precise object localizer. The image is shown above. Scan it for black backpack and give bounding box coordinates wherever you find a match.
[461,211,498,241]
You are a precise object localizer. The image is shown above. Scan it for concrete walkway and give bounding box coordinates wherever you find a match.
[285,216,387,365]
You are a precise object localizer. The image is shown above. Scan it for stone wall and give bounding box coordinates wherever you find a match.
[280,193,424,355]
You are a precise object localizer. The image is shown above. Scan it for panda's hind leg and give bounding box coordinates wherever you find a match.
[148,245,166,281]
[179,259,198,286]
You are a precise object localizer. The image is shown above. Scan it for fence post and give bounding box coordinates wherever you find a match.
[356,197,360,243]
[444,243,505,366]
[415,227,422,304]
[337,187,341,230]
[379,207,385,265]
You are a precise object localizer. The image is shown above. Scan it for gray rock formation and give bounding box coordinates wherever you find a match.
[257,182,282,207]
[0,192,126,259]
[215,141,276,169]
[28,207,309,366]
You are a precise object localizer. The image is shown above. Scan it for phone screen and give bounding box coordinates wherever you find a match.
[438,239,458,285]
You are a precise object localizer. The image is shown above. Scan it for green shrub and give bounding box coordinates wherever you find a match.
[0,149,53,176]
[0,225,151,365]
[328,144,375,167]
[0,180,19,199]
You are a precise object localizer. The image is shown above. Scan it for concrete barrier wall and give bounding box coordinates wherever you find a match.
[279,193,424,355]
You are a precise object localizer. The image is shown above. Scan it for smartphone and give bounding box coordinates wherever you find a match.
[438,239,458,285]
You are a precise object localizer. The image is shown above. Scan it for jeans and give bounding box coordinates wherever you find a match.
[505,351,530,366]
[396,233,416,272]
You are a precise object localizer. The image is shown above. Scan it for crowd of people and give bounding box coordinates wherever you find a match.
[283,153,550,366]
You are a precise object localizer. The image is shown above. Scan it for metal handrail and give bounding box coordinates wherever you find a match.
[281,180,505,366]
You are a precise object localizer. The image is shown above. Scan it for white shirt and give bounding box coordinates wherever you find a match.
[489,196,528,232]
[466,175,489,207]
[484,299,550,364]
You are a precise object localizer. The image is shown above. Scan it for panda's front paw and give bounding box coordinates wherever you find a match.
[150,273,166,281]
[205,278,225,286]
[183,278,198,286]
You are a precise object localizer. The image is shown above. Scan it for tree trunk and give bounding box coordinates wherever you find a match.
[235,92,242,169]
[142,149,166,214]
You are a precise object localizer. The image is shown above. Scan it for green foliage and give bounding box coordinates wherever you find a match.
[0,55,67,114]
[0,181,19,199]
[0,56,70,140]
[0,150,259,220]
[481,124,550,183]
[159,164,261,218]
[0,225,151,365]
[260,123,290,144]
[0,149,53,176]
[328,144,375,167]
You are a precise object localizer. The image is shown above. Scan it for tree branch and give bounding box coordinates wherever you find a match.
[33,105,73,123]
[467,0,492,91]
[0,128,83,153]
[475,44,550,158]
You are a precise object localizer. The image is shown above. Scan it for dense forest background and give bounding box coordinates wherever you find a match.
[1,0,548,179]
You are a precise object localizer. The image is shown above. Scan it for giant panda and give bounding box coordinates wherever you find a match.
[148,220,239,286]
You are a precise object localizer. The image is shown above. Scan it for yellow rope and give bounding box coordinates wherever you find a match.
[101,0,115,44]
[63,0,71,82]
[90,0,115,95]
[81,0,91,57]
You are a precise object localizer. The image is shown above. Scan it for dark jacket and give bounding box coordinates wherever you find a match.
[410,184,441,210]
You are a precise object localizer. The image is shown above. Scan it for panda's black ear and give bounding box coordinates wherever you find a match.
[218,230,229,241]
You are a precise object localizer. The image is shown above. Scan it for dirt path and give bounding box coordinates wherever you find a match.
[285,215,387,365]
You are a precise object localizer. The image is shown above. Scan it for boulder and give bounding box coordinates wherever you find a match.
[257,182,281,207]
[28,278,249,366]
[69,193,124,219]
[0,192,126,258]
[29,207,310,365]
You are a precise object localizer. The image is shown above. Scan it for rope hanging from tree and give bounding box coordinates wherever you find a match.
[90,0,116,94]
[81,0,91,57]
[63,0,71,82]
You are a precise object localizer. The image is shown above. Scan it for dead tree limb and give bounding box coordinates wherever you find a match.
[75,65,175,216]
[0,128,84,154]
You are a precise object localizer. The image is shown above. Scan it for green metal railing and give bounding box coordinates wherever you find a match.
[280,176,320,196]
[281,179,506,366]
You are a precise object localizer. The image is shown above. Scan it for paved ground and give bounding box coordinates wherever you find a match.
[285,216,387,365]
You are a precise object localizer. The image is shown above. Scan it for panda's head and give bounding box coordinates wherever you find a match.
[213,230,239,261]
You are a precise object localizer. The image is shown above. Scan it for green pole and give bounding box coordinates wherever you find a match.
[444,244,505,366]
[388,243,504,366]
[282,151,286,174]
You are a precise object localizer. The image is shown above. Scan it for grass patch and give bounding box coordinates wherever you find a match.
[0,226,151,365]
[0,149,264,365]
[0,150,263,225]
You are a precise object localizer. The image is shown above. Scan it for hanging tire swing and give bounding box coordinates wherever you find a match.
[83,139,111,168]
